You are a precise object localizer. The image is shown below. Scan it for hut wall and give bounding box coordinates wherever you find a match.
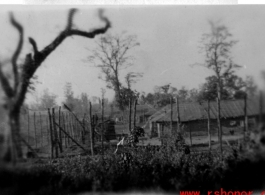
[154,116,257,137]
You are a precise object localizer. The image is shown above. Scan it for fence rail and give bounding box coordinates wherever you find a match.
[20,107,93,158]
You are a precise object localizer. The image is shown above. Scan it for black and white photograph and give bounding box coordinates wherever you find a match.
[0,1,265,194]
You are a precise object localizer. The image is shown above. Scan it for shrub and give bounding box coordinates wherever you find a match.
[1,125,265,194]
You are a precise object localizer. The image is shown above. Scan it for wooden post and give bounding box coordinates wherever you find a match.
[65,113,67,146]
[62,112,67,148]
[34,112,37,148]
[150,122,153,138]
[79,116,82,142]
[46,116,50,145]
[65,114,68,146]
[39,112,43,148]
[259,91,263,124]
[27,110,30,146]
[129,98,132,133]
[17,133,39,158]
[133,98,137,128]
[189,126,192,146]
[58,107,63,152]
[176,96,180,133]
[77,115,81,142]
[170,96,173,135]
[74,115,76,141]
[101,98,104,155]
[70,114,72,145]
[157,123,161,138]
[68,114,71,142]
[74,115,78,141]
[161,122,164,145]
[89,102,94,156]
[71,115,74,141]
[54,122,88,153]
[73,115,76,141]
[48,108,54,159]
[244,94,248,140]
[63,104,86,142]
[216,94,222,158]
[61,112,64,147]
[52,108,59,158]
[66,113,69,147]
[207,100,211,150]
[82,114,86,144]
[67,114,71,146]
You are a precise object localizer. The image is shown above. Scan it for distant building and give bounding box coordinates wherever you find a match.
[136,104,157,123]
[148,99,265,138]
[96,104,157,124]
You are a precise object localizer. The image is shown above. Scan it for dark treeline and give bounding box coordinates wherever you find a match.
[139,74,257,108]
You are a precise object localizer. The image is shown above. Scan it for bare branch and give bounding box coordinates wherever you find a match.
[40,9,111,64]
[29,37,39,55]
[10,12,23,92]
[125,72,143,89]
[14,9,110,111]
[66,8,77,30]
[189,62,207,68]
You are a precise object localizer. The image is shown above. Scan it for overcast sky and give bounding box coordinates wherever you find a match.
[0,5,265,104]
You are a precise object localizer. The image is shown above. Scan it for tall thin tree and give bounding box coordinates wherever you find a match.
[101,88,106,155]
[196,21,241,157]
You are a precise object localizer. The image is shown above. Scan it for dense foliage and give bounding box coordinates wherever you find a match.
[1,127,265,195]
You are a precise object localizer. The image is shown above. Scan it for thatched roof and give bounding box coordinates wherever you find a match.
[149,99,265,123]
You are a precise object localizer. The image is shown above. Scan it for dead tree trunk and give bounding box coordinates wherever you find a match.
[8,111,22,163]
[0,9,110,162]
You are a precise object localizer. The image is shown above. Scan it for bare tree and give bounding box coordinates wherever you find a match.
[89,33,140,110]
[0,8,110,162]
[198,21,241,156]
